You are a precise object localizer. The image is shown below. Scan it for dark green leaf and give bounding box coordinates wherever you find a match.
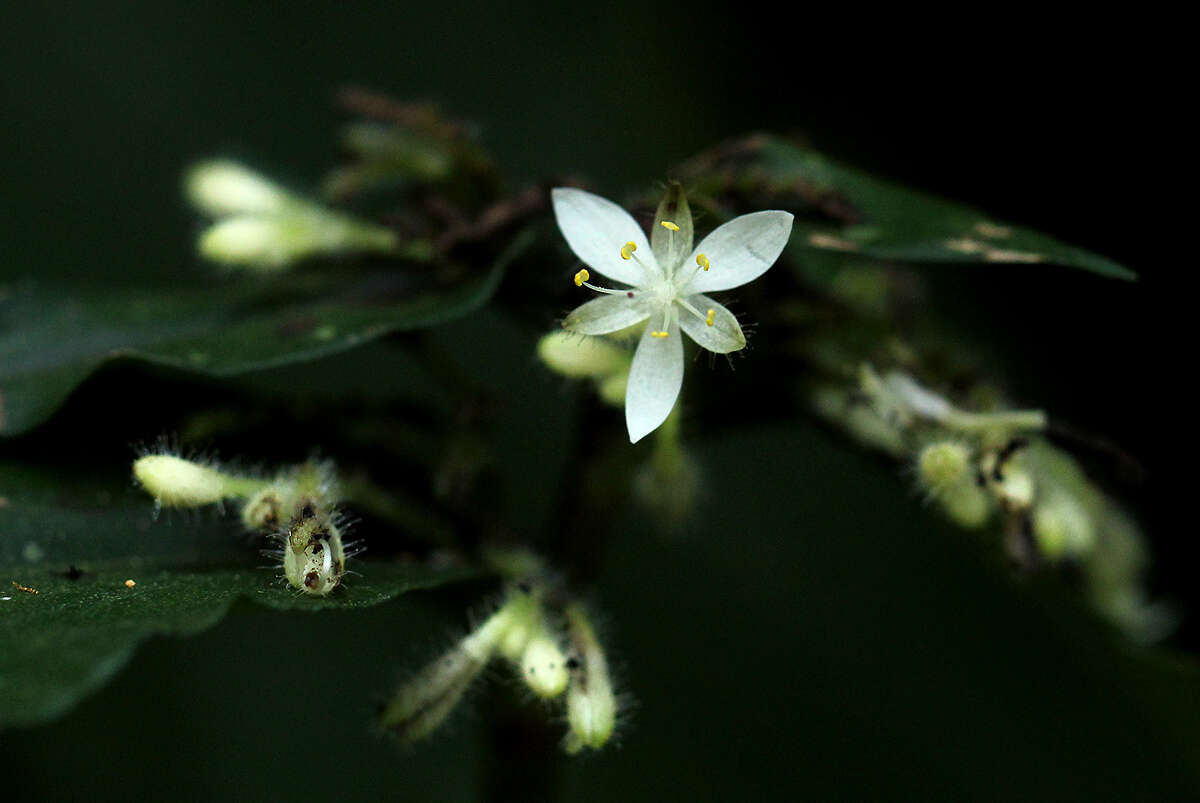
[0,231,530,436]
[681,136,1136,281]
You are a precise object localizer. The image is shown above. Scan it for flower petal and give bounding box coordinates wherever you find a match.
[651,182,693,272]
[677,295,745,354]
[552,187,658,286]
[562,294,652,336]
[625,317,683,443]
[679,211,793,294]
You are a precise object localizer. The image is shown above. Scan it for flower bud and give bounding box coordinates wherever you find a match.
[198,212,400,270]
[1033,492,1095,560]
[937,481,991,529]
[378,604,512,743]
[916,441,971,493]
[133,455,259,508]
[563,605,616,753]
[537,332,628,379]
[240,482,295,532]
[186,160,294,216]
[520,631,570,699]
[596,372,628,407]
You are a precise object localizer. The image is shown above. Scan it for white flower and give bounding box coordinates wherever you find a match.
[552,185,793,442]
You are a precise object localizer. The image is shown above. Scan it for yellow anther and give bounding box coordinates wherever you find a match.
[650,330,669,339]
[660,220,680,231]
[705,308,715,326]
[696,253,710,271]
[573,269,590,287]
[620,241,637,260]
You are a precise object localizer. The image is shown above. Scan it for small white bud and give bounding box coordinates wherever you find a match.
[198,216,308,269]
[133,455,256,508]
[537,332,628,379]
[198,213,399,269]
[186,160,294,216]
[520,631,569,699]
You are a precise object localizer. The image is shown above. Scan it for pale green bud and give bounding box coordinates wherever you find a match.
[537,332,628,379]
[198,213,399,269]
[133,455,262,508]
[494,592,538,661]
[379,603,513,743]
[916,441,972,492]
[563,605,616,753]
[185,160,294,216]
[596,372,628,407]
[1033,492,1095,560]
[938,481,992,529]
[520,630,569,699]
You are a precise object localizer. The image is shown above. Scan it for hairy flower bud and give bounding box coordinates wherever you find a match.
[133,455,261,508]
[563,605,616,753]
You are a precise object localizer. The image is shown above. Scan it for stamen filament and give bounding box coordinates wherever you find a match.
[582,281,627,295]
[675,296,709,325]
[650,306,672,338]
[573,267,629,295]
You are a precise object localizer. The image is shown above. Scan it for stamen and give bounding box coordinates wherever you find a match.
[675,296,708,324]
[660,221,680,231]
[649,305,673,339]
[620,241,637,260]
[573,269,590,287]
[705,308,715,326]
[696,253,710,271]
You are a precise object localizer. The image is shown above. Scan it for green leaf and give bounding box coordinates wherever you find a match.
[0,461,477,728]
[684,136,1136,281]
[0,231,530,437]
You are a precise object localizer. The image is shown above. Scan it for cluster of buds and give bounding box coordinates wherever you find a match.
[813,365,1170,642]
[379,568,617,753]
[186,160,410,269]
[132,453,355,595]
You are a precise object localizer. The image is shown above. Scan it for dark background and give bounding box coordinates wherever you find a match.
[2,4,1186,800]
